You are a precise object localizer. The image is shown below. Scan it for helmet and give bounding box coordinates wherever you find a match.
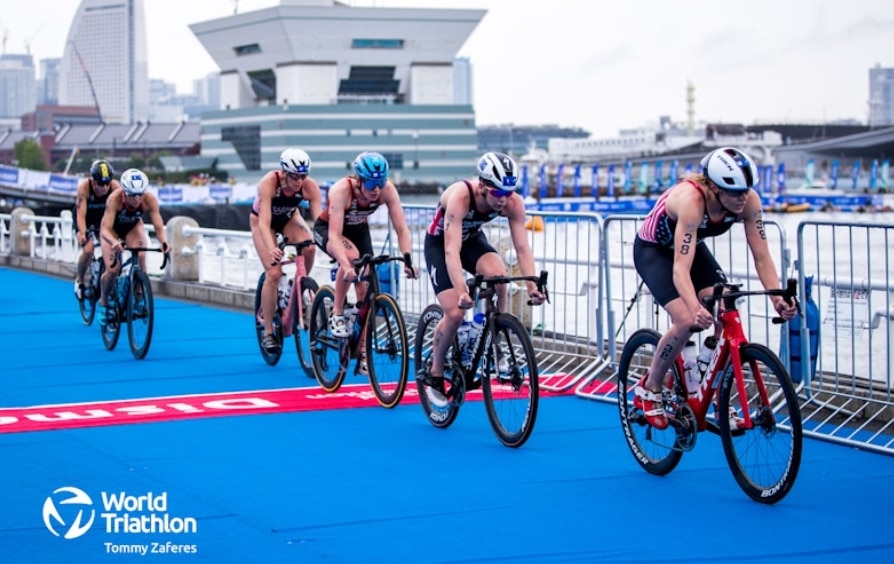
[700,147,758,192]
[120,168,149,196]
[90,159,114,185]
[352,151,389,189]
[280,148,311,174]
[477,152,520,192]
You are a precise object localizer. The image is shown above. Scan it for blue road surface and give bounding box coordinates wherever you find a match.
[2,266,894,563]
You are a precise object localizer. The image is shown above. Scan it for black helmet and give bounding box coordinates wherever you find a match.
[90,160,114,185]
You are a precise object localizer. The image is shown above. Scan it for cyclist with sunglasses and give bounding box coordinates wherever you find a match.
[632,146,797,430]
[73,159,119,299]
[421,152,546,394]
[251,148,323,354]
[313,151,418,357]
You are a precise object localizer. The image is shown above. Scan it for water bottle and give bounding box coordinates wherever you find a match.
[91,259,101,284]
[696,336,718,378]
[277,277,291,310]
[469,312,485,348]
[457,320,472,366]
[116,274,128,305]
[681,340,700,396]
[344,304,360,339]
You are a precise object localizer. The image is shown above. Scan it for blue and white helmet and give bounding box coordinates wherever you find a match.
[352,151,389,187]
[477,152,520,192]
[700,147,758,192]
[120,168,149,196]
[280,148,311,174]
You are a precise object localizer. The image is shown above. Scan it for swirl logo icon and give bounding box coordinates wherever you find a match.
[42,487,96,539]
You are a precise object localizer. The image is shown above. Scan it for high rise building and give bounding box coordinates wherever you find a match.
[0,54,37,119]
[869,64,894,127]
[58,0,149,124]
[37,58,61,106]
[453,57,473,105]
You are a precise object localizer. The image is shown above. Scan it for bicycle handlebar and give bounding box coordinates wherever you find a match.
[271,236,316,265]
[109,245,170,270]
[351,252,413,271]
[690,278,799,332]
[468,270,550,305]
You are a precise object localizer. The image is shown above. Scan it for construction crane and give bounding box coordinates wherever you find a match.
[24,23,45,56]
[1,19,8,55]
[68,40,103,122]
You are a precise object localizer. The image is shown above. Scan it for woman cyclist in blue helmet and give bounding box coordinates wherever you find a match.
[313,151,418,372]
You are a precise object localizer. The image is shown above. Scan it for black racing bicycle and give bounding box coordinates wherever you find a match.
[77,234,105,326]
[100,245,169,360]
[414,271,549,448]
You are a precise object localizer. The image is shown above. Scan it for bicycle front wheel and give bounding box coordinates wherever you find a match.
[127,270,155,360]
[414,304,460,429]
[617,328,683,475]
[293,277,319,379]
[309,285,347,392]
[718,343,803,504]
[254,273,283,366]
[100,296,121,351]
[481,313,539,448]
[365,293,409,408]
[78,269,97,326]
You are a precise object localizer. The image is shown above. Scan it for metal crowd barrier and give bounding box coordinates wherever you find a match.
[2,205,893,455]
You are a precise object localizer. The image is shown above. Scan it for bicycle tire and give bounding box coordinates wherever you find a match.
[309,285,347,392]
[365,293,409,408]
[293,277,319,379]
[127,269,154,360]
[78,263,96,326]
[718,342,803,504]
[616,328,684,475]
[254,273,283,366]
[414,304,461,429]
[481,313,539,448]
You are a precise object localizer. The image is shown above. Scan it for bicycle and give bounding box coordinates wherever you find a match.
[414,271,550,448]
[308,252,413,408]
[77,234,105,326]
[617,279,803,504]
[100,245,169,360]
[253,237,318,374]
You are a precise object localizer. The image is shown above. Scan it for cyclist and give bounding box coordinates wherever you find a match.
[632,146,797,430]
[251,148,323,354]
[73,159,119,299]
[98,168,170,324]
[312,151,418,373]
[421,152,546,395]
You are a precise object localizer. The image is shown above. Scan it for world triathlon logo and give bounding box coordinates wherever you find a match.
[42,486,96,539]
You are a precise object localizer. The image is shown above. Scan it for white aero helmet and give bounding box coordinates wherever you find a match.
[280,148,311,174]
[700,147,758,192]
[476,152,520,192]
[120,168,149,196]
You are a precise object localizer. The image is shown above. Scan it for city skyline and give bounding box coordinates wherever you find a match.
[1,0,893,135]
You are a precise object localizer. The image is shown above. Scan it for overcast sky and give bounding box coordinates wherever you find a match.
[4,0,893,137]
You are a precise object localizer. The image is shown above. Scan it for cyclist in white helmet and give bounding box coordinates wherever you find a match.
[251,148,322,354]
[632,147,796,430]
[98,168,170,324]
[419,152,546,396]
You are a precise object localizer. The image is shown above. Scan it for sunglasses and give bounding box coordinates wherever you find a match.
[362,177,386,190]
[286,172,308,181]
[719,188,748,197]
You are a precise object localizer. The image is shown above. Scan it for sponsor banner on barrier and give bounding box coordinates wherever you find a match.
[208,184,233,202]
[0,164,20,184]
[158,186,184,203]
[48,174,78,194]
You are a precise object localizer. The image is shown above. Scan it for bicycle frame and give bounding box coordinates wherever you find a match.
[278,240,315,338]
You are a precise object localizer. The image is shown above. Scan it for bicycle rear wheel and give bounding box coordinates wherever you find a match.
[481,313,539,448]
[718,343,802,504]
[365,293,409,408]
[254,273,283,366]
[127,270,154,360]
[78,267,97,326]
[617,328,684,475]
[414,304,461,429]
[293,277,319,379]
[309,285,347,392]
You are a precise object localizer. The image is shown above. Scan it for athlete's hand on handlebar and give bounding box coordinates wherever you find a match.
[772,295,798,322]
[457,291,474,310]
[528,290,546,306]
[268,246,284,266]
[691,304,714,331]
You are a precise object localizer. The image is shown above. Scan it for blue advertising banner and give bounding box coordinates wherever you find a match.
[538,164,547,199]
[639,162,649,194]
[48,174,78,194]
[520,165,530,198]
[158,186,184,203]
[830,160,840,190]
[572,163,582,197]
[209,184,233,202]
[881,159,890,190]
[623,161,632,194]
[851,160,861,190]
[607,164,616,198]
[776,163,786,198]
[0,165,20,184]
[555,164,565,198]
[590,165,599,198]
[654,160,663,190]
[760,165,772,195]
[870,160,879,190]
[669,160,679,186]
